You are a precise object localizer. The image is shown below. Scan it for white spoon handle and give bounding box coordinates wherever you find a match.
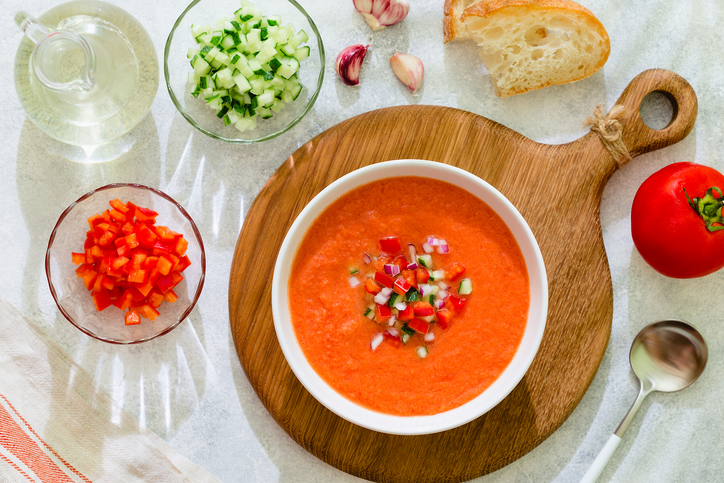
[580,434,621,483]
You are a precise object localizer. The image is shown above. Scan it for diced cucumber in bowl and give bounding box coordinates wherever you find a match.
[186,0,310,133]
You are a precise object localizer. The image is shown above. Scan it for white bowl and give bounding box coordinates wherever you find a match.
[272,159,547,435]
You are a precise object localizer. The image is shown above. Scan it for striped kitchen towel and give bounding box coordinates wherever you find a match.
[0,299,220,483]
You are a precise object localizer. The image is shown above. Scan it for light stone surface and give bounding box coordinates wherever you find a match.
[3,0,723,482]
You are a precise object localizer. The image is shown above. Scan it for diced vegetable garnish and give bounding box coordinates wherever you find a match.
[353,236,470,357]
[187,1,310,132]
[72,199,191,325]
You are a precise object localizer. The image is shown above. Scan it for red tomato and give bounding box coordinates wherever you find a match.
[631,162,724,278]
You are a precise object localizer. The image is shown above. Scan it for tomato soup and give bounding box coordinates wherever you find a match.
[288,176,530,416]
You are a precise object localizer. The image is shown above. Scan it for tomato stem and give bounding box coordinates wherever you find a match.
[684,186,724,232]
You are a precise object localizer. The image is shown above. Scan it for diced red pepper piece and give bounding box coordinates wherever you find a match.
[131,251,147,271]
[147,289,165,308]
[401,269,417,289]
[364,278,381,294]
[445,294,467,313]
[373,271,394,288]
[124,233,140,250]
[155,225,180,241]
[109,209,126,223]
[136,303,160,321]
[397,304,414,321]
[147,267,161,285]
[134,280,154,297]
[92,290,112,311]
[134,206,158,223]
[109,198,130,213]
[393,276,411,295]
[156,272,183,293]
[415,267,430,284]
[121,222,135,236]
[152,240,174,256]
[163,290,178,303]
[124,310,141,325]
[143,256,159,269]
[71,252,85,265]
[135,223,158,247]
[111,256,130,270]
[445,262,466,281]
[87,213,104,228]
[392,255,408,272]
[91,274,106,295]
[97,230,115,247]
[408,317,430,334]
[382,331,401,348]
[435,309,454,329]
[112,289,134,311]
[174,255,191,272]
[129,287,146,302]
[379,236,401,253]
[127,269,147,284]
[373,253,392,272]
[90,246,104,259]
[174,237,189,257]
[412,301,434,317]
[375,303,392,323]
[115,238,131,258]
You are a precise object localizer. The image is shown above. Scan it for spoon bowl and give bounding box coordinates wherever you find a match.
[582,319,708,483]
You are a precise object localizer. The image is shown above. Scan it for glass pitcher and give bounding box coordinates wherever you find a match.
[14,1,158,147]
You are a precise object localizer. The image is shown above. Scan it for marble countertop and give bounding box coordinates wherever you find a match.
[2,0,722,481]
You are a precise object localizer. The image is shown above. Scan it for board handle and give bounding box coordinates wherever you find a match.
[608,69,697,166]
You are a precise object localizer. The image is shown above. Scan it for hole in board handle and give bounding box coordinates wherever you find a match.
[639,91,678,130]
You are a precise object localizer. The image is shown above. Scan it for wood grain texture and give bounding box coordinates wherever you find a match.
[228,69,697,482]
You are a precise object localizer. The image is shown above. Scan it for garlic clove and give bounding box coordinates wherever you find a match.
[390,52,424,93]
[335,44,370,86]
[353,0,410,31]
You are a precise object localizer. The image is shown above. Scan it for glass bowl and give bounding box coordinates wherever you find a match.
[271,160,548,435]
[46,184,206,344]
[164,0,324,143]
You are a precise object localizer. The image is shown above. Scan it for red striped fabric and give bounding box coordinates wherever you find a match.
[0,394,90,482]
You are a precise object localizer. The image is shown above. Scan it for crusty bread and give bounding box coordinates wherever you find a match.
[444,0,610,97]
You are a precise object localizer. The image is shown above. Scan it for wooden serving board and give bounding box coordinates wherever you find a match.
[228,69,697,482]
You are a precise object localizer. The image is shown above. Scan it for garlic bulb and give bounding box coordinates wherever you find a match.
[390,52,424,93]
[335,44,370,86]
[353,0,410,31]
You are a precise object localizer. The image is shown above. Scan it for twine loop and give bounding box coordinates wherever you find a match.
[584,104,632,165]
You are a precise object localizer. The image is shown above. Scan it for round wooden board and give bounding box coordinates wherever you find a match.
[229,70,696,482]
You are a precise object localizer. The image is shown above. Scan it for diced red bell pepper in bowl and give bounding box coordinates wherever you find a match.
[71,199,192,326]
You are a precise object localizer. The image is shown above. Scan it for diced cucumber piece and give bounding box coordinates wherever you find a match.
[292,46,309,61]
[233,73,252,93]
[194,57,211,75]
[458,278,472,295]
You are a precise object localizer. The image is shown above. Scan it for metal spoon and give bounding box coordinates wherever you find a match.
[581,319,708,483]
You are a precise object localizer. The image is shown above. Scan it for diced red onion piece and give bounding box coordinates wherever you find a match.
[394,302,407,311]
[437,290,449,300]
[374,287,392,304]
[408,243,416,260]
[387,327,400,337]
[384,264,400,276]
[348,276,360,288]
[422,242,433,254]
[406,262,418,270]
[433,299,445,309]
[427,237,439,247]
[419,283,432,297]
[437,243,449,254]
[388,314,397,326]
[370,333,384,351]
[363,253,371,264]
[424,332,435,342]
[438,281,449,290]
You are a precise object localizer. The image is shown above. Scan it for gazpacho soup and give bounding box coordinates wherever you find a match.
[288,176,530,416]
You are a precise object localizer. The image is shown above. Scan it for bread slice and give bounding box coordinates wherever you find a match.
[444,0,610,97]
